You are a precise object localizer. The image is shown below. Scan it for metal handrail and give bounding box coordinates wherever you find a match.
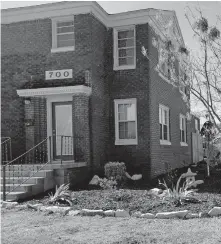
[2,135,84,200]
[6,161,51,194]
[1,137,12,164]
[2,137,49,167]
[2,136,52,200]
[1,137,11,144]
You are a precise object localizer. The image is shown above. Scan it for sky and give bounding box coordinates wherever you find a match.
[1,0,221,124]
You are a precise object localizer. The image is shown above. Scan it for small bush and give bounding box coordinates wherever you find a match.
[98,177,117,190]
[104,162,126,183]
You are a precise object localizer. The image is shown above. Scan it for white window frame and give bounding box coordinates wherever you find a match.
[195,119,199,133]
[179,54,188,95]
[114,98,138,145]
[158,39,169,79]
[180,114,188,146]
[113,25,136,70]
[159,104,171,145]
[51,16,75,53]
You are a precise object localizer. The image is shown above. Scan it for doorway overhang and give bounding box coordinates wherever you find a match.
[17,85,92,97]
[17,85,92,160]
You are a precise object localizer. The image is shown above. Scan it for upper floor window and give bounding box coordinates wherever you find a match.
[159,104,171,145]
[158,40,169,79]
[51,16,75,53]
[113,26,136,70]
[195,119,199,132]
[180,114,188,146]
[114,98,138,145]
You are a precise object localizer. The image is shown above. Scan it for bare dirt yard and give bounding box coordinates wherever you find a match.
[1,209,221,244]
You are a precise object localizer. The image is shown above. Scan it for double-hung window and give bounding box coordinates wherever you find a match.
[159,104,171,145]
[195,119,199,133]
[180,114,188,146]
[114,98,138,145]
[158,40,169,79]
[113,26,136,70]
[51,16,75,53]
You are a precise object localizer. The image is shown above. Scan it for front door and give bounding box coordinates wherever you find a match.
[52,102,73,160]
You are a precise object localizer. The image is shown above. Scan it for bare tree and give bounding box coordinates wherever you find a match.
[185,7,221,131]
[142,6,221,133]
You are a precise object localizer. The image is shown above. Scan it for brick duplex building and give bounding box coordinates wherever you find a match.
[1,1,200,180]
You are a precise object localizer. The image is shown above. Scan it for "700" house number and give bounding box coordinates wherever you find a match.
[45,69,73,80]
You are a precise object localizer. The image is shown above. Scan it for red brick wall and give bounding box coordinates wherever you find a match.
[72,94,90,164]
[90,15,110,172]
[107,24,151,177]
[1,14,96,159]
[148,27,191,178]
[1,11,195,178]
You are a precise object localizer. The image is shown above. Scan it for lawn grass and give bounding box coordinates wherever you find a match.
[1,209,221,244]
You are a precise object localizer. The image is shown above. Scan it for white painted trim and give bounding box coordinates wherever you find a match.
[180,142,188,147]
[17,85,91,97]
[1,1,180,39]
[114,98,138,146]
[156,69,171,85]
[159,104,170,143]
[51,46,75,53]
[115,139,138,145]
[46,94,73,159]
[160,140,171,146]
[113,25,136,71]
[180,113,187,144]
[51,15,75,52]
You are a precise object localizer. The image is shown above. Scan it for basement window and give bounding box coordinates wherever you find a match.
[51,16,75,53]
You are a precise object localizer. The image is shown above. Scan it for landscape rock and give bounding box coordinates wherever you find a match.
[149,188,163,195]
[89,175,100,185]
[115,209,130,218]
[199,212,210,218]
[104,210,115,217]
[68,210,80,216]
[131,174,142,181]
[156,210,188,219]
[140,213,155,219]
[131,211,142,218]
[80,209,104,216]
[2,201,18,209]
[39,206,71,214]
[185,213,199,219]
[208,207,221,217]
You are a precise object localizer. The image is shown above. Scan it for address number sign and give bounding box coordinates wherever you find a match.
[45,69,73,80]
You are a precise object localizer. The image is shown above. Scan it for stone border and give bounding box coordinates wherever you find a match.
[1,201,221,219]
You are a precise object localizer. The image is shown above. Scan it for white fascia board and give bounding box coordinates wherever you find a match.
[17,85,92,97]
[2,2,94,24]
[2,2,184,45]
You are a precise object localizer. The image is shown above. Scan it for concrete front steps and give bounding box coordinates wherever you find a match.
[1,161,86,201]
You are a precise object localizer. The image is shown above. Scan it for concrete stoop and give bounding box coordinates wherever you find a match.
[0,161,87,201]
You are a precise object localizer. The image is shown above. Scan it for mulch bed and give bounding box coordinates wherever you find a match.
[26,189,221,215]
[24,168,221,215]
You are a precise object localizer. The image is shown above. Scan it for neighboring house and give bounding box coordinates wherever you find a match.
[1,1,199,181]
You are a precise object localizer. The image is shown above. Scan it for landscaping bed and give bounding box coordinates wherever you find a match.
[26,189,221,215]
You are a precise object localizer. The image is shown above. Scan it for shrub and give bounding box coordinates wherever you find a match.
[104,162,126,183]
[98,177,117,190]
